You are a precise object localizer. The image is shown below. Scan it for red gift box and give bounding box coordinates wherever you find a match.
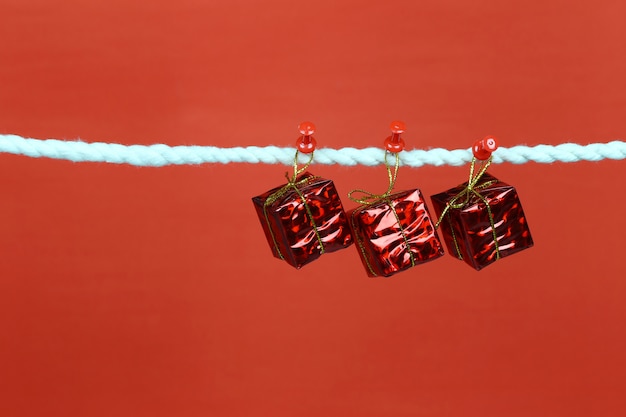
[430,172,533,270]
[252,172,353,269]
[348,189,444,277]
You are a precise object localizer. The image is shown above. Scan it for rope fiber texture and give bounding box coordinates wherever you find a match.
[1,134,625,167]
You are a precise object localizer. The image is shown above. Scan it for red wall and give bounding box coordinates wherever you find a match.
[1,1,625,416]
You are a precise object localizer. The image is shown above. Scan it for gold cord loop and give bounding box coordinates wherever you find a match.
[348,151,400,205]
[262,150,324,261]
[434,155,501,260]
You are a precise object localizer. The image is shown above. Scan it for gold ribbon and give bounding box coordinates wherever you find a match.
[348,152,415,276]
[263,150,325,261]
[434,156,500,261]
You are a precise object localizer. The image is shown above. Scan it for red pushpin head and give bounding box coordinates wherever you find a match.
[296,121,317,153]
[384,120,406,152]
[472,135,498,160]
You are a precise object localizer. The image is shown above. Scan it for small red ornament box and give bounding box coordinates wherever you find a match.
[252,172,353,269]
[430,172,533,270]
[348,189,444,277]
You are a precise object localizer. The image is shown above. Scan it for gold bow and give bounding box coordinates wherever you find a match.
[348,151,399,205]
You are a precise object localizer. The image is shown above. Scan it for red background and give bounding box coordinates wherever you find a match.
[1,1,626,416]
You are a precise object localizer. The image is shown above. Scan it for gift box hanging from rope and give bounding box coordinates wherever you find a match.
[430,137,534,271]
[252,123,353,269]
[346,122,444,277]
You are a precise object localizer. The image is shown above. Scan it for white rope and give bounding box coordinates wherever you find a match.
[1,134,625,167]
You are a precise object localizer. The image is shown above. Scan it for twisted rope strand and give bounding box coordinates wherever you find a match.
[1,134,625,167]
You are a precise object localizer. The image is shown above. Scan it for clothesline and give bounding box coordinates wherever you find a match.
[1,134,625,167]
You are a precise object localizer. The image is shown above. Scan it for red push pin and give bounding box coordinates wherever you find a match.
[472,135,498,160]
[296,121,317,153]
[384,120,406,152]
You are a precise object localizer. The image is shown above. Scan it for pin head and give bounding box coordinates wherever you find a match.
[384,120,406,152]
[298,121,316,136]
[390,120,406,134]
[296,121,317,153]
[472,136,498,160]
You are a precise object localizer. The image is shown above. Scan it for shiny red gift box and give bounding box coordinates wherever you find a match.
[252,172,353,269]
[348,189,444,277]
[430,172,533,270]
